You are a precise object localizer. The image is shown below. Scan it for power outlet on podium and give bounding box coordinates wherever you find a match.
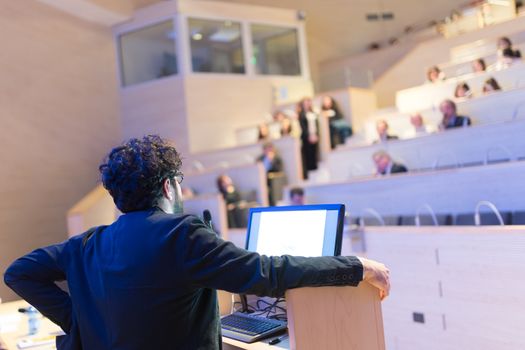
[413,312,425,324]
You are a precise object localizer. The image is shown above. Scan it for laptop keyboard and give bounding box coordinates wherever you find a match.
[221,312,287,343]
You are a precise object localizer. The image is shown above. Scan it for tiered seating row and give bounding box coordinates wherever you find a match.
[364,86,525,142]
[396,62,525,113]
[328,118,525,181]
[299,160,525,219]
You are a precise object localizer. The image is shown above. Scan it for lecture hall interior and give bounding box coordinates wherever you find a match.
[1,0,525,349]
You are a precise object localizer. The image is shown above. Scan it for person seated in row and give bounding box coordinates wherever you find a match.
[483,77,502,94]
[472,58,486,73]
[439,99,471,130]
[216,174,249,228]
[257,142,284,206]
[406,113,435,138]
[272,110,295,137]
[497,36,521,59]
[280,116,293,136]
[373,150,408,176]
[257,123,269,141]
[493,47,522,71]
[454,82,472,99]
[374,119,399,143]
[426,65,445,83]
[289,187,305,206]
[321,96,352,149]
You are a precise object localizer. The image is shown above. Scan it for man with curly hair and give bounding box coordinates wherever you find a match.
[4,135,389,350]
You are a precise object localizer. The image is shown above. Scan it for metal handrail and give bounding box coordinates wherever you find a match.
[432,152,460,170]
[358,208,385,228]
[474,200,504,226]
[415,204,439,226]
[484,145,515,165]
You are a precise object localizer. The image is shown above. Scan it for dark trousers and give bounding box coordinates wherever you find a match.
[301,141,318,179]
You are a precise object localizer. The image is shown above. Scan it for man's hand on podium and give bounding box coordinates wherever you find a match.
[357,257,391,301]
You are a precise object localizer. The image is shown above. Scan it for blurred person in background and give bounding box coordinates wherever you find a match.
[217,174,248,228]
[472,58,487,73]
[373,150,408,176]
[426,65,445,83]
[439,99,471,130]
[257,123,269,141]
[289,187,305,206]
[404,113,434,138]
[298,97,320,179]
[497,36,521,58]
[454,82,472,99]
[374,120,399,143]
[257,142,284,206]
[321,96,352,149]
[482,77,502,94]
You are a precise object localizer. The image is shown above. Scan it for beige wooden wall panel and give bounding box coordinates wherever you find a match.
[119,77,189,155]
[184,76,275,153]
[67,185,118,237]
[0,1,120,301]
[351,226,525,350]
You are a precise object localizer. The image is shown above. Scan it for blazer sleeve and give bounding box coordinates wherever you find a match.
[179,218,363,298]
[3,240,73,333]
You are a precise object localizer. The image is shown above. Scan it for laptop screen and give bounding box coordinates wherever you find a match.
[245,204,345,257]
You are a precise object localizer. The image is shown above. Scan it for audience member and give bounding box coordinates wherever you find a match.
[426,66,445,83]
[439,99,471,130]
[272,110,286,123]
[258,123,269,141]
[298,97,320,179]
[482,77,502,94]
[374,120,399,143]
[280,116,293,136]
[257,142,284,206]
[289,187,305,206]
[472,58,487,73]
[497,36,521,58]
[321,96,352,149]
[216,174,248,228]
[373,150,408,176]
[454,82,472,99]
[405,113,434,138]
[494,47,522,71]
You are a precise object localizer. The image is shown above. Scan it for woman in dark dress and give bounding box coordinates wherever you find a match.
[298,97,319,179]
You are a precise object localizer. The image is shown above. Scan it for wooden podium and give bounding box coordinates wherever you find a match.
[285,282,385,350]
[222,282,385,350]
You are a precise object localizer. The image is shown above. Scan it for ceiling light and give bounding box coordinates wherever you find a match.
[192,33,203,41]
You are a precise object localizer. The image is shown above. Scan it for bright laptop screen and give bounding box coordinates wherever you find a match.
[245,204,345,257]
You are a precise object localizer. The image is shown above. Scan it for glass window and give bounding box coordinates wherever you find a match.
[188,18,245,74]
[118,20,177,87]
[251,24,301,76]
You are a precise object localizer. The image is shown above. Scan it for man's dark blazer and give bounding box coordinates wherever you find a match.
[444,115,471,129]
[4,208,364,350]
[391,163,408,174]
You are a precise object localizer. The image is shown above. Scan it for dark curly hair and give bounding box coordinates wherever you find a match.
[99,135,182,213]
